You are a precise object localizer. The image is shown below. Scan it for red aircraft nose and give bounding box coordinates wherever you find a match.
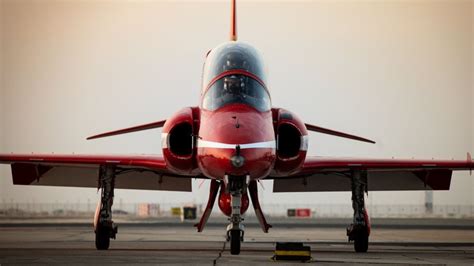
[197,104,276,180]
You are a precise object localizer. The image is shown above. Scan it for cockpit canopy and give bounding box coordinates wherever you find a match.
[201,42,271,112]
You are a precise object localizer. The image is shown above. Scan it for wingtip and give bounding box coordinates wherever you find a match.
[358,137,376,144]
[367,139,376,144]
[86,133,105,140]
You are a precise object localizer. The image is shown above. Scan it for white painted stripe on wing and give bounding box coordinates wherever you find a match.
[197,140,276,149]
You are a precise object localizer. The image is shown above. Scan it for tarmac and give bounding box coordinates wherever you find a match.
[0,218,473,264]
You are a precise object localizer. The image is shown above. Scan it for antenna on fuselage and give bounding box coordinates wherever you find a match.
[230,0,237,41]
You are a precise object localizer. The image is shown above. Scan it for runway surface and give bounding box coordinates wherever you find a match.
[0,222,473,264]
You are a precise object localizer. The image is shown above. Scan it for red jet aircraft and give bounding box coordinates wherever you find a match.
[1,0,473,255]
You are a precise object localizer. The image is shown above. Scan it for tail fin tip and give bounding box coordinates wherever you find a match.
[230,0,237,41]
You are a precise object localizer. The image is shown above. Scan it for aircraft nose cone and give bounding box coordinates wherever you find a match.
[197,104,276,179]
[230,154,245,168]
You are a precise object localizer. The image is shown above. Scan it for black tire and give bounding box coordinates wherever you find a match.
[230,230,241,255]
[354,234,368,253]
[95,227,110,250]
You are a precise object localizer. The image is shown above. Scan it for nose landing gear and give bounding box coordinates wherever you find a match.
[225,175,247,255]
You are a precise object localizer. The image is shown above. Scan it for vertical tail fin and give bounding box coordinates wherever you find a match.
[230,0,237,41]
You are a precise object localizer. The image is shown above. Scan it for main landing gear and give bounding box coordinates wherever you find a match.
[94,165,118,250]
[225,175,246,255]
[347,170,370,253]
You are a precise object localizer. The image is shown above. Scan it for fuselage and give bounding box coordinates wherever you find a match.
[196,42,276,180]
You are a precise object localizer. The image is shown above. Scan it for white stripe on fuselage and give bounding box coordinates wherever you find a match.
[162,133,309,151]
[197,140,276,149]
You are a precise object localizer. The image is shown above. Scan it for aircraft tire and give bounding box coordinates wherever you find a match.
[95,226,110,250]
[354,234,368,253]
[230,230,241,255]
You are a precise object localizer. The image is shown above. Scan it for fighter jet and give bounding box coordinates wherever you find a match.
[1,0,472,255]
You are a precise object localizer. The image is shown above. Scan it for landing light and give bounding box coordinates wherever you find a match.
[230,155,245,168]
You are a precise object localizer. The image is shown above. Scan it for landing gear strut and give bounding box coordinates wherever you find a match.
[347,170,370,253]
[225,175,247,255]
[95,165,118,250]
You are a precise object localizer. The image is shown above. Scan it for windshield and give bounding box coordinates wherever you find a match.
[202,42,266,92]
[202,74,271,112]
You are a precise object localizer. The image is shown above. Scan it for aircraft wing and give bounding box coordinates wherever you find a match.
[0,154,197,191]
[272,155,473,192]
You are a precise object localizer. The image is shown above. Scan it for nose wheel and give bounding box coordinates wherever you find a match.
[228,229,243,255]
[225,175,247,255]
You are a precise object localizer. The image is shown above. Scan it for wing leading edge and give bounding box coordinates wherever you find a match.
[305,123,376,144]
[0,154,198,191]
[87,120,166,140]
[272,154,473,192]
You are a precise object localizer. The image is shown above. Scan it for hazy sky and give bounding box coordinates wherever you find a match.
[0,0,472,208]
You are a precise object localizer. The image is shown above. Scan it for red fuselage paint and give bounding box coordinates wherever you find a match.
[218,183,249,215]
[197,104,276,180]
[195,41,277,181]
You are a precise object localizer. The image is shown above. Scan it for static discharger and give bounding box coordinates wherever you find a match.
[272,242,312,262]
